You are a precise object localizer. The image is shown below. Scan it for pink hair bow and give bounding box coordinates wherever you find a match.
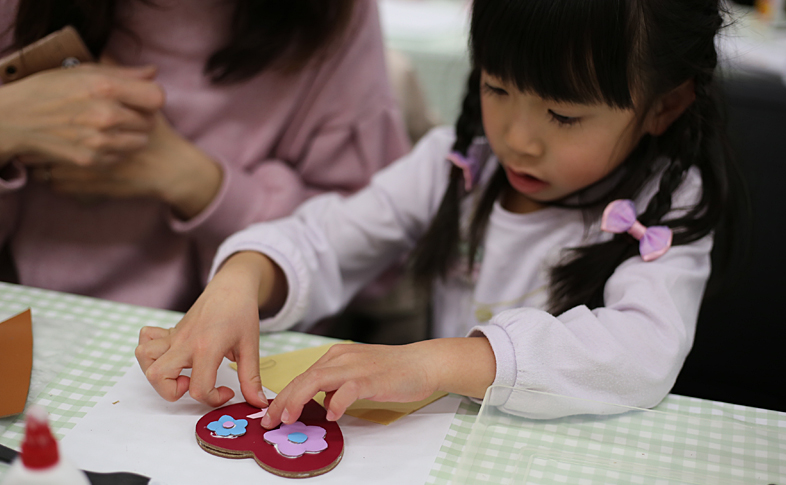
[446,150,482,191]
[446,144,488,192]
[601,199,673,262]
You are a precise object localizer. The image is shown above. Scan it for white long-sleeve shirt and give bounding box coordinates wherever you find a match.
[212,127,712,418]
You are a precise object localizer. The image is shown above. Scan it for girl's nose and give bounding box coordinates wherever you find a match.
[505,119,544,158]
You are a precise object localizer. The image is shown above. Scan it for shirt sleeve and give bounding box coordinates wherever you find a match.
[168,0,411,284]
[210,127,455,331]
[469,175,713,419]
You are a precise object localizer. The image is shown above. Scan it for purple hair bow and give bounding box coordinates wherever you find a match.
[446,150,483,191]
[601,199,673,262]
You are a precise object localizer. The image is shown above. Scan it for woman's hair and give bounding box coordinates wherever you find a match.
[8,0,355,83]
[410,0,748,315]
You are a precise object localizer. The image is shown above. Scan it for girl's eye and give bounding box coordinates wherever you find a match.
[549,110,580,126]
[482,82,508,96]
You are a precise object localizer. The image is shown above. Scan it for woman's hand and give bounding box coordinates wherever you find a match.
[0,63,164,167]
[30,112,223,219]
[260,337,497,429]
[135,251,287,408]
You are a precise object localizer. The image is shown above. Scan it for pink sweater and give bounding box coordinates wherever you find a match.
[0,0,409,311]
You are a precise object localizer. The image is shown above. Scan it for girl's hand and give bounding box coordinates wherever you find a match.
[30,112,223,219]
[260,337,497,429]
[0,63,164,167]
[135,252,287,408]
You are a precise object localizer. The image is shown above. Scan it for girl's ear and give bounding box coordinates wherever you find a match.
[644,79,696,136]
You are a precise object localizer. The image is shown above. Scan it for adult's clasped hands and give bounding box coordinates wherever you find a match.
[0,60,223,218]
[0,62,164,169]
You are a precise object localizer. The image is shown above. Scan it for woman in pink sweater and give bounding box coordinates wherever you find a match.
[0,0,409,310]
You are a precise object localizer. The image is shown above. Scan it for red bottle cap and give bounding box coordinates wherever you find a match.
[20,406,59,469]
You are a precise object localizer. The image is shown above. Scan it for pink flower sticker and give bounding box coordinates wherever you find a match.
[263,421,328,458]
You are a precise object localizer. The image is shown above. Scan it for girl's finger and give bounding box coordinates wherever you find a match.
[138,326,172,345]
[134,336,172,373]
[322,390,336,414]
[143,350,192,402]
[324,382,364,422]
[259,395,283,429]
[236,339,267,408]
[271,367,349,427]
[188,351,235,407]
[260,380,310,429]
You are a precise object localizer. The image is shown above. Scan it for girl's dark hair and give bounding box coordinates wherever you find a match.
[410,0,748,315]
[8,0,355,83]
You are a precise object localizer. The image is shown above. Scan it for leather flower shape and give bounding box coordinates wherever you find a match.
[207,415,248,437]
[263,421,328,458]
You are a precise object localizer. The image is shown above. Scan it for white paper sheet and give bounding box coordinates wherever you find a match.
[60,358,461,484]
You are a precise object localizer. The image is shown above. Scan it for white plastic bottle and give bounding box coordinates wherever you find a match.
[1,406,90,485]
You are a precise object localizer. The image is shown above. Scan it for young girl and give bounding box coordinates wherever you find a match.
[136,0,745,422]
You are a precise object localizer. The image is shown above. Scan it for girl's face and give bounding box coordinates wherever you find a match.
[480,70,646,214]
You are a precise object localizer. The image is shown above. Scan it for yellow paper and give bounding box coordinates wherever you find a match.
[230,342,447,425]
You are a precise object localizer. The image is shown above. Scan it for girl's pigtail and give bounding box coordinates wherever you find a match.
[466,165,507,273]
[410,68,483,284]
[453,68,484,154]
[548,239,637,313]
[409,167,463,284]
[549,42,745,315]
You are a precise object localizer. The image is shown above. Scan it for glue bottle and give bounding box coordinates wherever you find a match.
[1,405,89,485]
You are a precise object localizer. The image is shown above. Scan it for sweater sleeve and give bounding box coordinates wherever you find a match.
[210,127,455,331]
[469,174,713,419]
[167,0,410,285]
[0,0,16,53]
[0,160,24,249]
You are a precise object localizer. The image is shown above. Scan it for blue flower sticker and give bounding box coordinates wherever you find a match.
[207,415,248,437]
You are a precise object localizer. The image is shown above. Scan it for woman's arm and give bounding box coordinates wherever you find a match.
[163,0,411,283]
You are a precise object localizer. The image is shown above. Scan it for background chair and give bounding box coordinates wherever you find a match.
[671,72,786,412]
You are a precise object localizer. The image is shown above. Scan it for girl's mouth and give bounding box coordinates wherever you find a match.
[504,167,549,194]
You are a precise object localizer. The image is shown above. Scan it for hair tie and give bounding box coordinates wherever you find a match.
[446,150,482,191]
[601,199,673,261]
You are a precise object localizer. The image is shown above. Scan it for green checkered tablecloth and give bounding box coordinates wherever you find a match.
[428,395,786,484]
[0,283,334,461]
[1,282,785,484]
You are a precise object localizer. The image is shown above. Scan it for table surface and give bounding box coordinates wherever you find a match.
[1,282,784,484]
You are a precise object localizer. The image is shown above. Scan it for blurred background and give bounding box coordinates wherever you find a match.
[378,0,785,133]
